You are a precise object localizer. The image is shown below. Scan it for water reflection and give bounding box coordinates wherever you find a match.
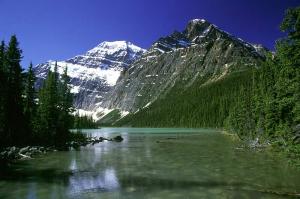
[1,128,300,199]
[68,168,119,196]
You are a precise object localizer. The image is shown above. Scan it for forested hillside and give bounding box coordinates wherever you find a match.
[115,70,254,128]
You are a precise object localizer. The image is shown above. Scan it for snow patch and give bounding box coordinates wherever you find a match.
[70,86,80,94]
[48,61,121,86]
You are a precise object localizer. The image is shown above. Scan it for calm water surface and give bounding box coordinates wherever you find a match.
[1,128,300,199]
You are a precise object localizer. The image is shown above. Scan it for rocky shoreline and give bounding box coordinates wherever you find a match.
[0,146,56,163]
[0,135,124,163]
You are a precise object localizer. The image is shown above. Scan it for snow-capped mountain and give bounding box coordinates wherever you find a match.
[95,19,268,123]
[33,41,146,116]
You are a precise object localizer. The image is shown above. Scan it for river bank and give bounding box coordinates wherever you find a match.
[0,135,124,164]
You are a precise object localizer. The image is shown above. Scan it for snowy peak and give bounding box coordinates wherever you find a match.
[87,41,146,57]
[34,40,145,112]
[66,41,146,69]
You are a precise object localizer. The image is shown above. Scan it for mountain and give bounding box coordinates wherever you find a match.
[33,41,146,115]
[95,19,267,125]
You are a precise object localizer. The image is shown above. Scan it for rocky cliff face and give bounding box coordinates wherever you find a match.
[95,19,267,118]
[33,41,145,115]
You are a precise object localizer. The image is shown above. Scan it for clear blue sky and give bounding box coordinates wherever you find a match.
[0,0,299,68]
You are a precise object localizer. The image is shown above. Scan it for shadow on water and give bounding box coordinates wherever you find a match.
[1,163,300,198]
[0,162,72,185]
[119,176,300,198]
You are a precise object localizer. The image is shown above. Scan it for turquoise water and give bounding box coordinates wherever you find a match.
[1,128,300,198]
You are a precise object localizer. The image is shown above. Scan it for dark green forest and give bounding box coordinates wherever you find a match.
[0,36,74,148]
[115,70,253,128]
[73,113,98,129]
[226,7,300,158]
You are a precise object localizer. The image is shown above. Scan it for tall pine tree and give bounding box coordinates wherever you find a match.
[5,35,26,146]
[0,41,7,147]
[56,66,73,146]
[24,62,36,143]
[35,62,59,145]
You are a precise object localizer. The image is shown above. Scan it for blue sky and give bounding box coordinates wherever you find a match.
[0,0,299,68]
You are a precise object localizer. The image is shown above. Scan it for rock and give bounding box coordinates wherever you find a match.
[7,150,14,159]
[25,152,32,157]
[19,153,31,159]
[113,135,124,142]
[19,146,30,154]
[30,147,38,152]
[11,146,17,152]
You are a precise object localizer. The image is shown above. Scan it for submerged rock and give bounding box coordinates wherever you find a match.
[113,135,124,142]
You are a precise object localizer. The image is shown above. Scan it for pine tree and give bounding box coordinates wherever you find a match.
[275,7,300,136]
[5,35,25,146]
[24,62,36,143]
[280,7,300,126]
[56,66,73,146]
[35,62,59,145]
[0,41,7,147]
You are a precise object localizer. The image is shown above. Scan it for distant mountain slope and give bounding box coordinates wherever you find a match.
[33,41,146,115]
[96,19,267,122]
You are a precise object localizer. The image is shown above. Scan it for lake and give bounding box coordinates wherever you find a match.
[0,128,300,198]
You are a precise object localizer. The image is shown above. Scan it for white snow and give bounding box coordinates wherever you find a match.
[120,111,129,118]
[70,85,80,94]
[191,19,206,23]
[87,41,146,57]
[154,47,165,53]
[48,61,121,86]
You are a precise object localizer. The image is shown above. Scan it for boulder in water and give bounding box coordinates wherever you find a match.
[113,135,124,142]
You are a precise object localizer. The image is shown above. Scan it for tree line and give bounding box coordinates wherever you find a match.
[73,113,98,129]
[0,36,73,148]
[226,7,300,145]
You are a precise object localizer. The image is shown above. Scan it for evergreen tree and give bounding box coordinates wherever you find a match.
[5,35,25,146]
[0,41,7,147]
[35,62,59,145]
[35,63,73,146]
[274,7,300,136]
[24,62,36,142]
[56,66,73,146]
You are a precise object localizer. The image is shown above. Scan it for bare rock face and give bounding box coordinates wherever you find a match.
[96,19,267,116]
[33,41,146,114]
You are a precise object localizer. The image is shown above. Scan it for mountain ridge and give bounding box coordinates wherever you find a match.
[94,18,267,122]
